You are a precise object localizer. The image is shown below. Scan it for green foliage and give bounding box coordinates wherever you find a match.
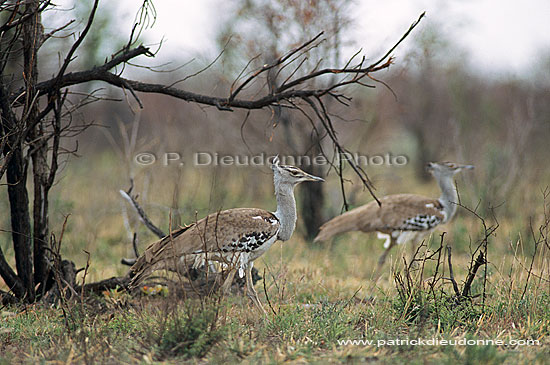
[266,300,357,348]
[146,300,227,360]
[448,220,472,254]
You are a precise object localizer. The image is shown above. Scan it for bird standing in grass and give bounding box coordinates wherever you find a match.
[128,156,323,313]
[314,162,473,269]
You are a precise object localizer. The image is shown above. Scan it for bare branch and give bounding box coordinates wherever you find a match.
[446,246,461,297]
[41,19,75,45]
[368,11,425,69]
[228,32,324,102]
[167,39,229,88]
[119,189,166,239]
[0,0,51,33]
[53,0,100,87]
[461,251,486,298]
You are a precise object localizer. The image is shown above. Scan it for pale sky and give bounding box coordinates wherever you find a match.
[52,0,550,78]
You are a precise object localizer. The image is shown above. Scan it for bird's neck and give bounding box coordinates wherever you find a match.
[437,175,458,222]
[274,183,297,241]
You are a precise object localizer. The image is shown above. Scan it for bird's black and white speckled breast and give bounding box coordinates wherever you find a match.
[220,230,277,253]
[400,214,441,231]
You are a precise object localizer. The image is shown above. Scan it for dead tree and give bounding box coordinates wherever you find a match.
[0,0,424,303]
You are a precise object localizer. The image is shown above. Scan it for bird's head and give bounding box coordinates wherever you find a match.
[426,161,474,179]
[271,156,324,186]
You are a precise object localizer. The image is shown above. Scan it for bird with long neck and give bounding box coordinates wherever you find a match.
[128,156,323,313]
[433,162,462,222]
[273,166,298,242]
[314,162,473,270]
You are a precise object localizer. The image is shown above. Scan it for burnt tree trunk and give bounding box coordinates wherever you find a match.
[24,0,44,301]
[6,143,33,301]
[0,83,27,300]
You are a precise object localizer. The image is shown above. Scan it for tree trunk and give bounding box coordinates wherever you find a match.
[6,146,34,301]
[0,80,28,299]
[0,223,26,299]
[300,143,325,241]
[32,138,51,295]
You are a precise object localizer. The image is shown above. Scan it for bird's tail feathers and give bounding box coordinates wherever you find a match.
[127,225,193,288]
[127,255,154,289]
[314,210,361,242]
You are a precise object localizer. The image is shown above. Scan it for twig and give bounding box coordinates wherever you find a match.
[0,0,51,33]
[229,32,324,102]
[119,189,166,239]
[446,246,461,297]
[121,233,139,266]
[53,0,100,88]
[462,251,486,298]
[263,268,277,316]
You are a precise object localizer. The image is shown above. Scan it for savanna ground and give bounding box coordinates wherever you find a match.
[1,149,549,364]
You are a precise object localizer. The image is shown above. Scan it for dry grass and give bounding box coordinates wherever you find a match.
[1,152,549,363]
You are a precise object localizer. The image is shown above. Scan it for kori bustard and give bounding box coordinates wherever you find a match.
[314,162,473,268]
[128,157,323,313]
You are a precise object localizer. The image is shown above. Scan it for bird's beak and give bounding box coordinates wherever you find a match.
[460,164,474,170]
[302,173,324,182]
[426,162,434,172]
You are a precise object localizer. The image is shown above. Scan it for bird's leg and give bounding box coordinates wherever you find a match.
[220,268,237,295]
[208,260,218,273]
[377,237,396,271]
[245,264,267,315]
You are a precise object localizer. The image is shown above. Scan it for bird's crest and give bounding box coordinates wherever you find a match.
[271,155,280,171]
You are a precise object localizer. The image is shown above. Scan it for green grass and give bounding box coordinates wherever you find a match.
[1,153,549,363]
